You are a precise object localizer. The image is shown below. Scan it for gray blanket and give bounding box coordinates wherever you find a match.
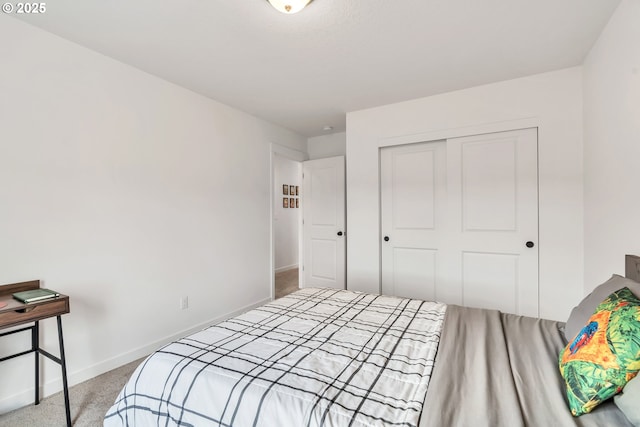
[420,305,632,427]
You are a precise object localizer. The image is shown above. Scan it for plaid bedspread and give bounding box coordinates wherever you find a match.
[104,288,446,427]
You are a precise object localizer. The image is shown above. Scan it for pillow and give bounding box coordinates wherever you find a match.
[564,275,640,342]
[615,376,640,426]
[559,287,640,416]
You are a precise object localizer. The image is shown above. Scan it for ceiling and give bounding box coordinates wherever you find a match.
[15,0,620,137]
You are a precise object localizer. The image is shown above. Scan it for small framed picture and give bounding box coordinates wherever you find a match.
[295,186,299,196]
[283,185,288,195]
[289,185,295,195]
[283,198,289,208]
[296,199,299,208]
[289,198,295,208]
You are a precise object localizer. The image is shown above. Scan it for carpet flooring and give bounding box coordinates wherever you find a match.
[0,357,143,427]
[275,268,299,299]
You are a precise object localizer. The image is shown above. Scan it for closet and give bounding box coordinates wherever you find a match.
[380,128,539,316]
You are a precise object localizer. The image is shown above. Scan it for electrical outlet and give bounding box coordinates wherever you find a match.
[180,296,189,310]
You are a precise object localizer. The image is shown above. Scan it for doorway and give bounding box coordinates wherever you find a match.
[270,145,347,300]
[273,152,303,299]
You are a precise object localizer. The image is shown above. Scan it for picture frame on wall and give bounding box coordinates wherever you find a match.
[289,198,295,208]
[283,198,289,208]
[289,185,295,195]
[296,199,299,208]
[283,185,288,195]
[295,186,299,196]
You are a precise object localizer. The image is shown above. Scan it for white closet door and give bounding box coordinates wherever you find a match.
[380,141,447,301]
[448,128,538,317]
[303,156,346,289]
[380,128,539,316]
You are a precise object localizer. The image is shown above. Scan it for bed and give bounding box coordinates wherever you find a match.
[104,257,640,426]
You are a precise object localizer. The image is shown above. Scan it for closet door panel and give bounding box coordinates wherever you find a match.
[381,141,447,300]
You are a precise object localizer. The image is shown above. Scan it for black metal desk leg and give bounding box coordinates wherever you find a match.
[33,321,39,405]
[57,315,71,427]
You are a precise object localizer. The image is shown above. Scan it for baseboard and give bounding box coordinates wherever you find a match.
[275,264,298,274]
[0,296,271,414]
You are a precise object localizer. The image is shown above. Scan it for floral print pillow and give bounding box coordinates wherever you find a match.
[559,287,640,416]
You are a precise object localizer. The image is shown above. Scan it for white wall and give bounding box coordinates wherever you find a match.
[274,155,301,272]
[583,0,640,291]
[307,132,346,160]
[346,67,584,321]
[0,16,306,412]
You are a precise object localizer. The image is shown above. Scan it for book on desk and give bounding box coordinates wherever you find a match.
[12,288,60,304]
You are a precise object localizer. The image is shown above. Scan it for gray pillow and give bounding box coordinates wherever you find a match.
[564,274,640,342]
[615,376,640,426]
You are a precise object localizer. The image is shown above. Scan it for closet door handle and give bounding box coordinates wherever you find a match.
[337,231,343,236]
[526,241,535,248]
[384,236,390,242]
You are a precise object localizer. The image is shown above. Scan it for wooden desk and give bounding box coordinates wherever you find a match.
[0,280,71,427]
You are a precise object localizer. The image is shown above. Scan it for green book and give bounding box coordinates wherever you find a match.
[13,288,60,303]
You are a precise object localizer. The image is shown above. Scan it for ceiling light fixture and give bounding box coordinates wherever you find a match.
[266,0,313,14]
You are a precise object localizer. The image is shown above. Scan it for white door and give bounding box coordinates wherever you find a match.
[303,156,346,289]
[449,128,538,316]
[381,128,539,316]
[380,141,448,302]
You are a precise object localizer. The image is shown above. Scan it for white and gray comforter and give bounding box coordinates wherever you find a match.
[104,288,446,427]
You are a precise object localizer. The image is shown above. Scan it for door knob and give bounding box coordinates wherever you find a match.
[337,231,343,236]
[526,241,535,248]
[384,236,390,242]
